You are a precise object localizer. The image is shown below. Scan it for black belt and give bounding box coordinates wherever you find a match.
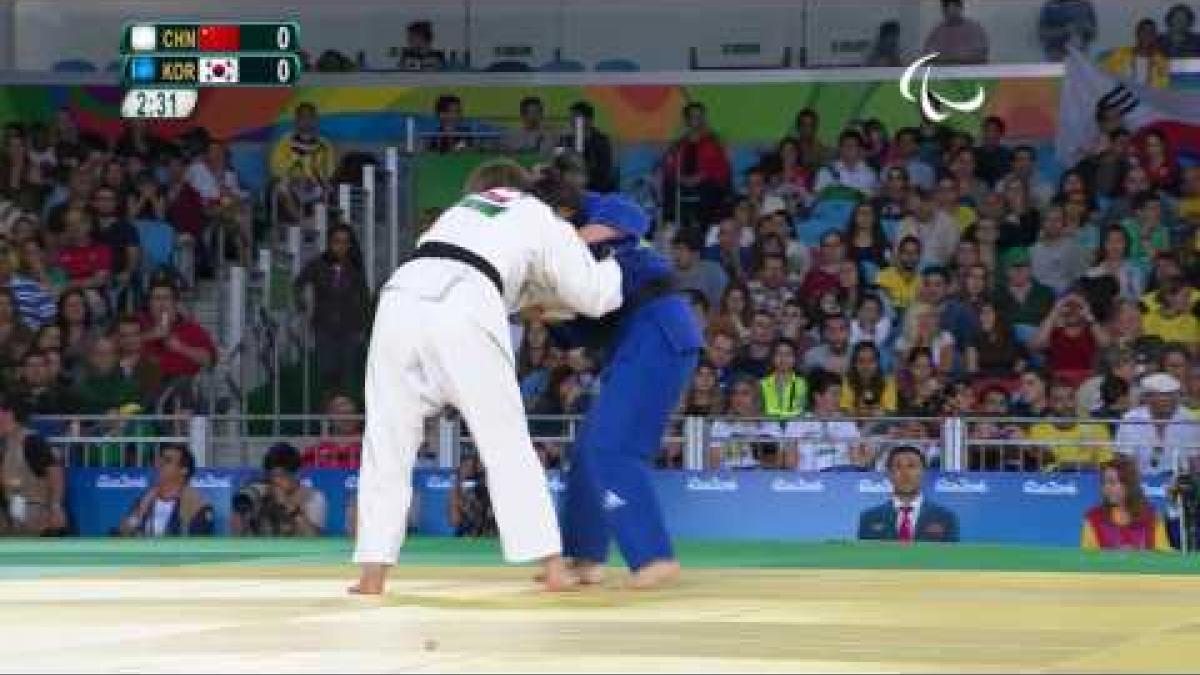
[410,241,504,296]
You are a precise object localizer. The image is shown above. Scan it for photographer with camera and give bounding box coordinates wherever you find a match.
[0,392,66,536]
[231,443,327,537]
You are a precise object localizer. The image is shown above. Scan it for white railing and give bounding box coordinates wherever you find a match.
[44,413,1200,478]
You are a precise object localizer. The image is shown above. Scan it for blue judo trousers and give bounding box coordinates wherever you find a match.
[555,194,703,571]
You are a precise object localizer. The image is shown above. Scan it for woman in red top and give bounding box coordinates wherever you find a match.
[1081,456,1172,551]
[1032,292,1112,388]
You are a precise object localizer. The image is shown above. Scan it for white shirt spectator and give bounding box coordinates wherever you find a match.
[850,316,893,349]
[814,161,878,198]
[783,418,862,471]
[709,419,781,470]
[185,159,245,205]
[1114,405,1200,476]
[895,211,960,267]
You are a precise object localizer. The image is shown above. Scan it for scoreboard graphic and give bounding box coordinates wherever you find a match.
[120,22,301,119]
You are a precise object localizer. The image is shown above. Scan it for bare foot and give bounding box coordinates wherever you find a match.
[534,559,605,585]
[573,561,605,586]
[539,555,580,592]
[348,563,388,595]
[626,560,681,590]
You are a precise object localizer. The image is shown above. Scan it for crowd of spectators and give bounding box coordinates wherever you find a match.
[511,90,1200,475]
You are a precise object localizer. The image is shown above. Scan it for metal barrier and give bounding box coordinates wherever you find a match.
[45,412,1200,476]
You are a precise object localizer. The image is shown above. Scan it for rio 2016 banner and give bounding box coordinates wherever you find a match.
[67,469,1174,548]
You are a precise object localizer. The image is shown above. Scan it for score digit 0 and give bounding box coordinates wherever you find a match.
[277,26,291,50]
[277,57,291,84]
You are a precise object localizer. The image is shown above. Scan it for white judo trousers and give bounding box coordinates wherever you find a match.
[353,189,623,565]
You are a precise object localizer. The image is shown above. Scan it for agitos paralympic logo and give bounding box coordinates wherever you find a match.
[899,53,986,122]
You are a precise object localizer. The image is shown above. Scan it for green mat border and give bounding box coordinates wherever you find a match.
[1,537,1197,577]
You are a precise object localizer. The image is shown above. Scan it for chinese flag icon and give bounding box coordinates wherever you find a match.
[198,25,240,51]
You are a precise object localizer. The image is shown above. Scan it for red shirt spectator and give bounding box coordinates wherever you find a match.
[1046,326,1098,388]
[663,104,732,188]
[140,281,217,379]
[164,152,205,237]
[57,243,112,282]
[301,441,362,469]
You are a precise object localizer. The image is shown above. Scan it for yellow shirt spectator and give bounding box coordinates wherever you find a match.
[1101,46,1170,89]
[270,132,336,183]
[1029,422,1112,470]
[876,266,920,310]
[840,376,898,414]
[1142,308,1200,346]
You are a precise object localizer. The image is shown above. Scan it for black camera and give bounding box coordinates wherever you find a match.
[233,481,270,516]
[1170,473,1200,552]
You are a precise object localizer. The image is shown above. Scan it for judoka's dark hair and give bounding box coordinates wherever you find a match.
[530,165,583,218]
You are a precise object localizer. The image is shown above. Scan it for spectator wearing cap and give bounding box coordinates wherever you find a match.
[994,248,1054,348]
[1103,18,1170,88]
[670,230,728,309]
[858,446,960,542]
[561,101,616,193]
[1115,372,1200,475]
[117,444,214,537]
[0,393,65,536]
[923,0,989,65]
[1161,4,1200,57]
[895,188,959,267]
[813,130,878,200]
[1082,456,1172,551]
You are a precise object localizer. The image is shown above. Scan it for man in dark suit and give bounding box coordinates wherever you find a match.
[858,446,960,543]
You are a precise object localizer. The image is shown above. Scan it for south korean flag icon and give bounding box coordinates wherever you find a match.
[198,57,239,84]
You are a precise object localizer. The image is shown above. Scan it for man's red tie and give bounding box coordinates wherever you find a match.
[898,505,914,543]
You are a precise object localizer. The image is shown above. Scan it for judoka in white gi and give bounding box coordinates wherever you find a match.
[351,160,623,594]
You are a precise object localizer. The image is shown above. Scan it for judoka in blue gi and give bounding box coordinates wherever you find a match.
[551,192,703,589]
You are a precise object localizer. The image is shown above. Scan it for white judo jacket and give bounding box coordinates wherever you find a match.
[383,188,623,363]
